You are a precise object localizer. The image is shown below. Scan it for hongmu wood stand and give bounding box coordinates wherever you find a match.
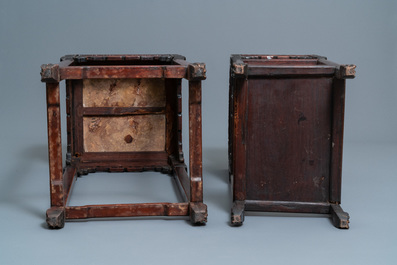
[229,54,356,228]
[41,54,207,228]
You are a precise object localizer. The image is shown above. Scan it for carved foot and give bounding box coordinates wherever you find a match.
[330,204,349,229]
[189,202,207,225]
[231,200,245,226]
[46,207,65,229]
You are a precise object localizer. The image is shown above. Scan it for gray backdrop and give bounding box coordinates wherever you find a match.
[1,1,396,264]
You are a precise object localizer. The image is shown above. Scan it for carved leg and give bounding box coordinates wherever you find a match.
[46,207,65,229]
[330,204,349,229]
[189,202,207,225]
[231,200,245,226]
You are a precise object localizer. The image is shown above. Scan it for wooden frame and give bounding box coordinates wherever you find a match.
[41,54,207,228]
[229,54,355,228]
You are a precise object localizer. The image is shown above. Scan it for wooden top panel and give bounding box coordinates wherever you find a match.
[239,55,334,76]
[238,54,322,60]
[83,79,165,108]
[230,54,355,79]
[42,54,209,81]
[57,55,189,80]
[61,54,186,65]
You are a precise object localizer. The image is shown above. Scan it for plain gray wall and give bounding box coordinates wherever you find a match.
[0,0,396,146]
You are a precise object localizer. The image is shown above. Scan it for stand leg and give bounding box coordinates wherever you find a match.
[231,200,245,226]
[330,204,349,229]
[188,80,203,203]
[46,207,65,229]
[46,82,65,208]
[189,202,207,225]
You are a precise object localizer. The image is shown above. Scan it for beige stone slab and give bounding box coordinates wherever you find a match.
[83,79,165,108]
[83,115,165,152]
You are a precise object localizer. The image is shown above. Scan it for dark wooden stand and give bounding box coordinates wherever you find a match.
[229,54,355,228]
[41,54,207,228]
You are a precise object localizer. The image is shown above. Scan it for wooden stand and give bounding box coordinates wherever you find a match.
[229,54,355,228]
[41,54,207,228]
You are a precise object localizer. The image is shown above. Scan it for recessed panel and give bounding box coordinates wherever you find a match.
[83,115,165,152]
[83,79,165,108]
[246,78,332,203]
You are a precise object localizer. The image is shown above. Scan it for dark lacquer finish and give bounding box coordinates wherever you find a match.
[41,54,207,228]
[229,54,356,228]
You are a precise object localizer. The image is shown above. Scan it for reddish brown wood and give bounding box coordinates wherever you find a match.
[245,78,332,203]
[247,65,336,77]
[189,202,207,224]
[171,157,190,202]
[76,152,170,174]
[80,151,168,162]
[239,54,320,59]
[232,78,247,202]
[72,80,84,157]
[231,200,245,226]
[41,64,60,82]
[330,204,350,229]
[330,78,346,203]
[165,79,179,158]
[46,82,64,207]
[77,161,170,172]
[65,80,73,163]
[77,166,172,175]
[245,200,330,213]
[177,80,184,162]
[63,166,77,205]
[242,59,318,66]
[65,203,189,219]
[229,54,355,228]
[188,63,206,81]
[318,58,356,79]
[189,81,203,203]
[62,54,185,64]
[41,54,207,228]
[59,65,187,80]
[46,207,65,229]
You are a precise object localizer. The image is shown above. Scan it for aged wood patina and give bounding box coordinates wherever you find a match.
[41,54,207,228]
[229,54,355,228]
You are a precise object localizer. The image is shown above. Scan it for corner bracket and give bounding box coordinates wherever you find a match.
[336,64,356,79]
[232,62,247,76]
[40,63,60,83]
[188,63,206,81]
